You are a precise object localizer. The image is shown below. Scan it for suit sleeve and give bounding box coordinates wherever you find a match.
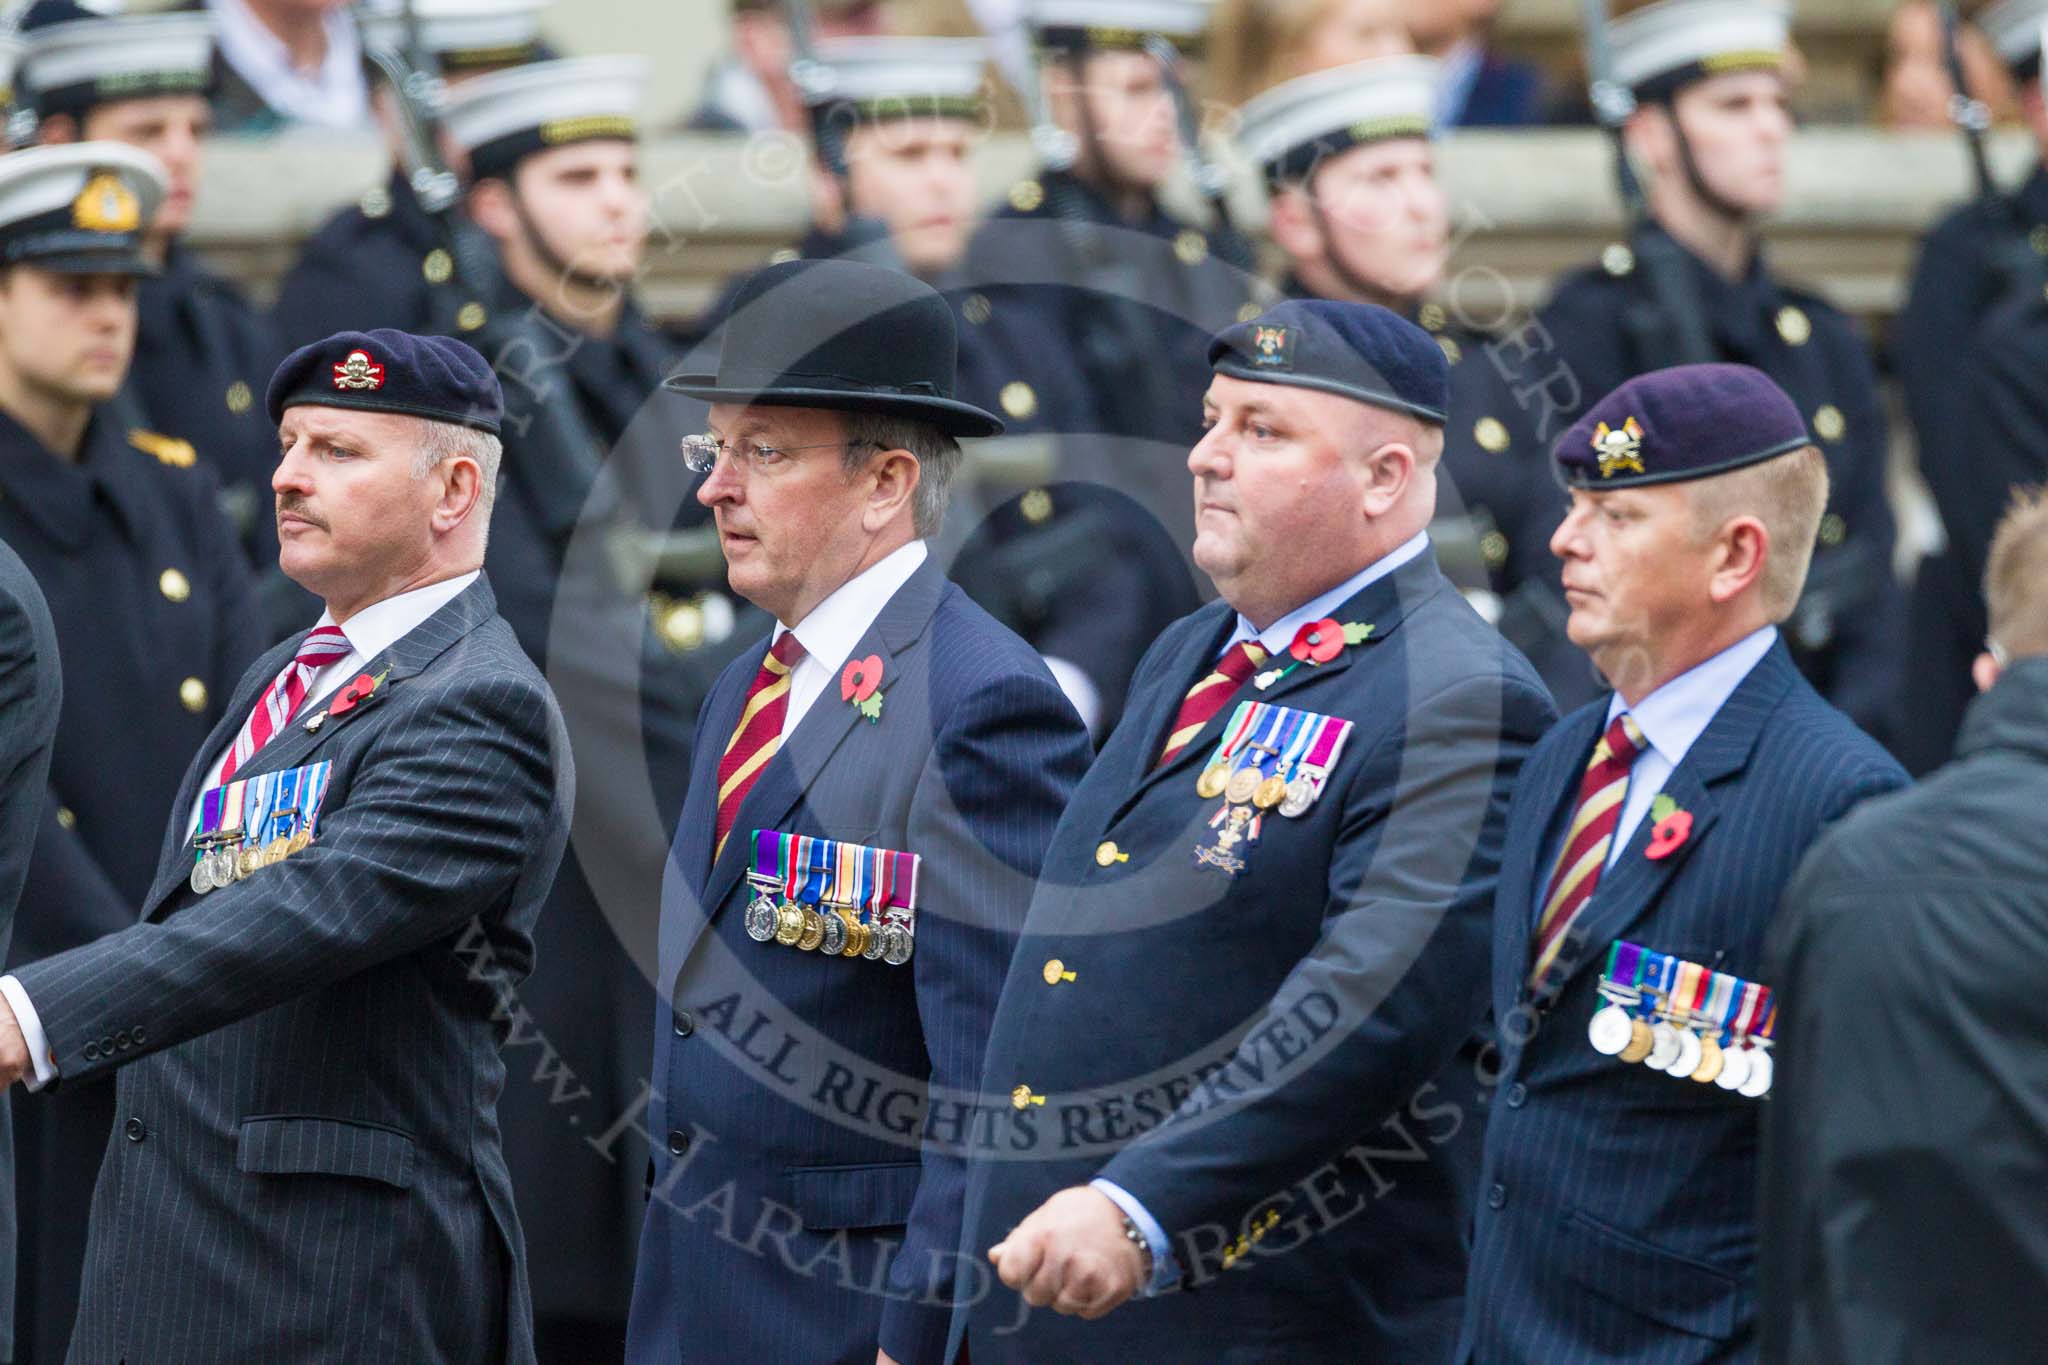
[0,586,55,961]
[1095,671,1554,1264]
[882,666,1090,1365]
[11,672,569,1088]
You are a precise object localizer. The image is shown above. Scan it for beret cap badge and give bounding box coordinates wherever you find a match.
[332,350,386,392]
[72,171,139,232]
[1592,416,1646,479]
[1251,324,1295,369]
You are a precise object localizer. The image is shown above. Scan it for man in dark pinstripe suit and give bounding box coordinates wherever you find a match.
[1458,365,1907,1365]
[0,329,573,1364]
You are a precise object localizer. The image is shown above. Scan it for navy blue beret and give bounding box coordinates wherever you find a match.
[1555,363,1810,490]
[1208,299,1448,424]
[266,329,503,436]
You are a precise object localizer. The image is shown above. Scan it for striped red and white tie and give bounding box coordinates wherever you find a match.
[1528,712,1645,989]
[1155,639,1269,769]
[218,625,353,785]
[713,631,806,863]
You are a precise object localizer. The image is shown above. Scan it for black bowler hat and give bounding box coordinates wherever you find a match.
[665,258,1004,438]
[267,328,504,435]
[1554,363,1809,490]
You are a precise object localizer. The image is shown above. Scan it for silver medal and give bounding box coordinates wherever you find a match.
[210,847,239,885]
[1715,1044,1752,1092]
[1279,777,1316,819]
[881,923,913,966]
[1645,1021,1683,1071]
[819,911,848,956]
[189,855,215,896]
[863,922,888,961]
[1587,1004,1634,1056]
[744,899,777,943]
[1737,1048,1773,1098]
[1664,1028,1704,1078]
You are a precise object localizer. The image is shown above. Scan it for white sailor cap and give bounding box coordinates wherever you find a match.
[0,141,166,274]
[1979,0,2048,76]
[1026,0,1213,55]
[358,0,551,74]
[1609,0,1790,99]
[801,37,989,122]
[1236,55,1439,185]
[441,55,648,180]
[18,4,213,122]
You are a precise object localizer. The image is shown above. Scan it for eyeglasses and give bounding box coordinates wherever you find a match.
[1987,636,2010,668]
[679,434,878,476]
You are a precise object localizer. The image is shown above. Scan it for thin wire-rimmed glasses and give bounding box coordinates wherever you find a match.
[679,434,880,476]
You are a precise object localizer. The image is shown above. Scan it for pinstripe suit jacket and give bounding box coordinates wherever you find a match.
[9,576,573,1365]
[958,547,1557,1364]
[626,557,1090,1365]
[1458,642,1905,1365]
[0,538,60,1364]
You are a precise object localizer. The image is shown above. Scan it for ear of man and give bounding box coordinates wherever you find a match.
[1704,513,1770,607]
[859,445,921,533]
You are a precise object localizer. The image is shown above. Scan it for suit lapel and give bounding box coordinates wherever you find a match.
[692,561,950,936]
[142,579,502,917]
[1494,704,1608,1014]
[683,637,770,894]
[1538,643,1798,995]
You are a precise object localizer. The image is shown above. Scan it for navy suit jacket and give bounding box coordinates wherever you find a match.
[1459,642,1906,1365]
[959,547,1556,1363]
[626,557,1090,1365]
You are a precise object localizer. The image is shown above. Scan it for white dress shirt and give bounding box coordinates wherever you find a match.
[210,0,369,129]
[4,571,479,1091]
[772,540,927,736]
[1095,530,1431,1294]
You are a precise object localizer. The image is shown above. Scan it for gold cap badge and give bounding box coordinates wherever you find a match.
[1591,416,1646,478]
[73,171,140,233]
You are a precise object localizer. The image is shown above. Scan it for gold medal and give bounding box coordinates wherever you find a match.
[1689,1034,1724,1084]
[265,836,291,866]
[774,903,805,946]
[1196,765,1229,800]
[1225,768,1261,806]
[797,908,826,952]
[236,845,260,879]
[288,829,313,855]
[1617,1019,1655,1063]
[841,914,869,958]
[1253,776,1288,810]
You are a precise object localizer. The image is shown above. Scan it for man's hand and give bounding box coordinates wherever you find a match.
[0,991,26,1088]
[988,1184,1147,1320]
[875,1350,901,1365]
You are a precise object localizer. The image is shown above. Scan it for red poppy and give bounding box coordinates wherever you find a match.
[328,673,378,716]
[840,655,884,703]
[1289,618,1345,665]
[1646,809,1694,860]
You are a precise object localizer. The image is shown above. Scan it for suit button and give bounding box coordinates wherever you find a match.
[1487,1183,1506,1210]
[1506,1083,1527,1108]
[158,568,191,603]
[124,1118,146,1143]
[178,677,208,713]
[132,1025,147,1044]
[673,1011,695,1038]
[99,1035,115,1054]
[115,1031,132,1051]
[82,1041,98,1061]
[667,1129,690,1157]
[55,806,75,830]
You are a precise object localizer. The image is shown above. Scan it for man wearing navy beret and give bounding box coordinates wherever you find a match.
[959,298,1556,1361]
[0,327,575,1364]
[1457,363,1907,1364]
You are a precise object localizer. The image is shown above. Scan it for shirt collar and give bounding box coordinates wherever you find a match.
[1229,531,1430,657]
[1606,625,1778,768]
[317,570,481,664]
[773,540,928,672]
[210,0,366,130]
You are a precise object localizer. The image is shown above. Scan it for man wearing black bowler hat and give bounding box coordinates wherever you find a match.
[0,327,574,1365]
[625,257,1091,1365]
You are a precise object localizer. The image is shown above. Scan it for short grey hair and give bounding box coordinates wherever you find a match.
[412,416,503,530]
[843,411,961,538]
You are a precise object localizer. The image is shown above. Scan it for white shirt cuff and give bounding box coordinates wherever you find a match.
[1043,657,1103,737]
[1090,1177,1179,1295]
[1,974,56,1091]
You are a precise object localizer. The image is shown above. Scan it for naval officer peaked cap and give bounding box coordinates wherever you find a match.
[0,141,166,274]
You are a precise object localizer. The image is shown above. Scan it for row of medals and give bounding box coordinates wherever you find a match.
[1587,984,1774,1098]
[745,882,914,966]
[191,824,312,895]
[1196,758,1321,817]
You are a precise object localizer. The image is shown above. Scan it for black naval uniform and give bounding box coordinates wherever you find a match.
[271,172,469,352]
[1452,222,1903,739]
[1892,165,2048,772]
[0,409,262,1365]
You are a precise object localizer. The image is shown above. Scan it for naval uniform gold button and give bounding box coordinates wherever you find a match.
[1000,381,1037,421]
[1009,179,1044,213]
[179,677,208,713]
[1419,302,1446,332]
[1042,958,1076,985]
[1481,530,1509,569]
[1776,306,1812,347]
[1474,417,1510,453]
[961,292,992,325]
[2031,225,2048,256]
[1020,488,1053,524]
[158,568,190,603]
[1174,229,1208,265]
[360,186,392,219]
[1601,243,1635,277]
[1819,512,1846,547]
[55,806,75,831]
[1236,300,1263,323]
[1094,840,1126,867]
[1010,1084,1045,1109]
[456,302,487,332]
[225,381,252,415]
[1814,404,1845,442]
[656,597,705,652]
[422,248,453,284]
[1436,334,1462,365]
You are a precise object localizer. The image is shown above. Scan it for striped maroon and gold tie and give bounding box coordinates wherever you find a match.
[1155,639,1269,769]
[1528,713,1645,989]
[713,632,806,863]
